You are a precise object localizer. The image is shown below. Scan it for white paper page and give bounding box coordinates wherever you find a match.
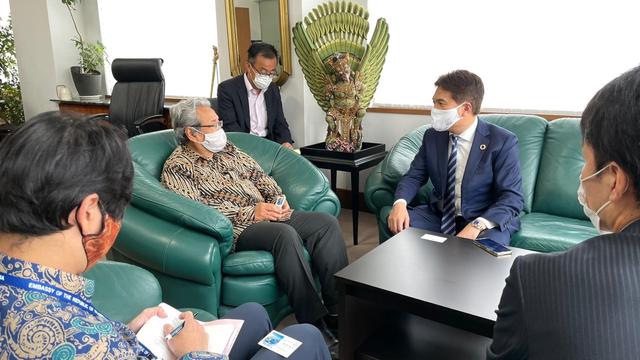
[136,303,182,360]
[205,324,235,354]
[421,233,447,243]
[136,303,243,360]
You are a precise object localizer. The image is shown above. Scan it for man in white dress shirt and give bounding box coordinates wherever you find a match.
[217,42,294,149]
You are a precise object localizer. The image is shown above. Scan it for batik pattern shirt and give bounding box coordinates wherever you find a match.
[0,253,220,360]
[161,142,283,250]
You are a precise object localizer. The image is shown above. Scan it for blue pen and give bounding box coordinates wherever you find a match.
[164,312,199,341]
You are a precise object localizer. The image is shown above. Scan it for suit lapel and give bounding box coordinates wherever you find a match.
[264,86,274,133]
[235,75,251,130]
[462,119,490,192]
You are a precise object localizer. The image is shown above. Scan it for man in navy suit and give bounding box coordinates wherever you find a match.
[388,70,524,245]
[217,42,294,148]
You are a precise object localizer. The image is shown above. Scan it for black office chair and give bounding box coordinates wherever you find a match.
[91,58,167,137]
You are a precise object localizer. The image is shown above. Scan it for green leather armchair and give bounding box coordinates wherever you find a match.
[111,130,340,325]
[365,115,598,252]
[85,261,216,323]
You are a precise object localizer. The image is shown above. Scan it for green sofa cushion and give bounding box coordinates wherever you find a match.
[510,212,597,252]
[84,261,162,323]
[381,125,428,184]
[221,274,281,306]
[482,114,548,213]
[223,249,312,276]
[532,118,587,220]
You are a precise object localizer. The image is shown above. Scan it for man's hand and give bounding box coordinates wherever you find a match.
[163,311,208,359]
[282,142,294,150]
[128,306,167,333]
[388,202,410,234]
[255,202,291,221]
[279,200,293,221]
[456,223,481,240]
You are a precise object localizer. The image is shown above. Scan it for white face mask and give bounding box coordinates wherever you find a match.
[431,103,465,132]
[194,128,227,153]
[253,73,272,90]
[577,163,613,234]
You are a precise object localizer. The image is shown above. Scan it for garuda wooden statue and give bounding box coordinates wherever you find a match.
[293,1,389,152]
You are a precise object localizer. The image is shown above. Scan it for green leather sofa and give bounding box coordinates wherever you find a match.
[85,261,216,323]
[111,130,340,325]
[365,115,599,253]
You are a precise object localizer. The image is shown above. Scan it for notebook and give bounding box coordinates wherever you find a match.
[136,303,244,360]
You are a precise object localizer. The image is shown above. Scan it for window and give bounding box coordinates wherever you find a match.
[97,0,218,97]
[368,0,640,112]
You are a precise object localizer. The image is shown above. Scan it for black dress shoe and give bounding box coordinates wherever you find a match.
[329,342,339,359]
[324,313,339,336]
[313,318,339,347]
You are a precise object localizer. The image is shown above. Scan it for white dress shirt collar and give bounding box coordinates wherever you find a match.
[451,116,478,143]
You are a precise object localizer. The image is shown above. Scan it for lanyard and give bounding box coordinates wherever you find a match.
[0,271,157,359]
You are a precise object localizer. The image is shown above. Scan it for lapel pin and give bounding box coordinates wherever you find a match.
[480,144,487,151]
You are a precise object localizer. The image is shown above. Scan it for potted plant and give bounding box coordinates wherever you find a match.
[0,16,24,143]
[62,0,105,97]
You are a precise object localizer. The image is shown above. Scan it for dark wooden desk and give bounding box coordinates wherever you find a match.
[301,143,387,245]
[50,98,174,127]
[335,227,535,359]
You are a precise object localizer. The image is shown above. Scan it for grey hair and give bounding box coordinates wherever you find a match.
[170,97,212,145]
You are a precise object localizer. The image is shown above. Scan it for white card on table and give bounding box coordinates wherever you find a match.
[421,233,447,243]
[258,330,302,358]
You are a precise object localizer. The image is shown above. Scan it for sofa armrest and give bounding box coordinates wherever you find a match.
[365,162,395,215]
[84,260,162,323]
[115,206,222,286]
[270,146,341,216]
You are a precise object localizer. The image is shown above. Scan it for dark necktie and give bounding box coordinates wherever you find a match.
[441,134,458,235]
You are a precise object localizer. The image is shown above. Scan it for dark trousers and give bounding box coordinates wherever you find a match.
[236,211,349,324]
[225,302,330,360]
[407,205,512,245]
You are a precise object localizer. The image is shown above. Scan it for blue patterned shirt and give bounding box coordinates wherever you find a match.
[0,253,222,360]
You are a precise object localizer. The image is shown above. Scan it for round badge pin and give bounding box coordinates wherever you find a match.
[480,144,487,151]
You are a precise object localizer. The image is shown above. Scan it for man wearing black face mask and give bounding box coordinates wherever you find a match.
[488,66,640,359]
[217,42,294,149]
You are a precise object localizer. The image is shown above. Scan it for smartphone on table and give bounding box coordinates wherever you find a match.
[473,237,512,257]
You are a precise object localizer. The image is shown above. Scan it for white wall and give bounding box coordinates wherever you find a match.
[10,0,58,119]
[9,0,103,120]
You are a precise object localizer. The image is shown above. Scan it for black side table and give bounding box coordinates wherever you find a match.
[300,142,387,245]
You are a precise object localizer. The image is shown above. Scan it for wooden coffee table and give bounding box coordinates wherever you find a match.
[335,227,535,359]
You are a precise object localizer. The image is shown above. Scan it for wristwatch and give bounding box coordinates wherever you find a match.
[471,219,487,231]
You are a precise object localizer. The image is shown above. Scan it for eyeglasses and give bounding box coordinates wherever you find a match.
[250,63,278,79]
[192,121,223,131]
